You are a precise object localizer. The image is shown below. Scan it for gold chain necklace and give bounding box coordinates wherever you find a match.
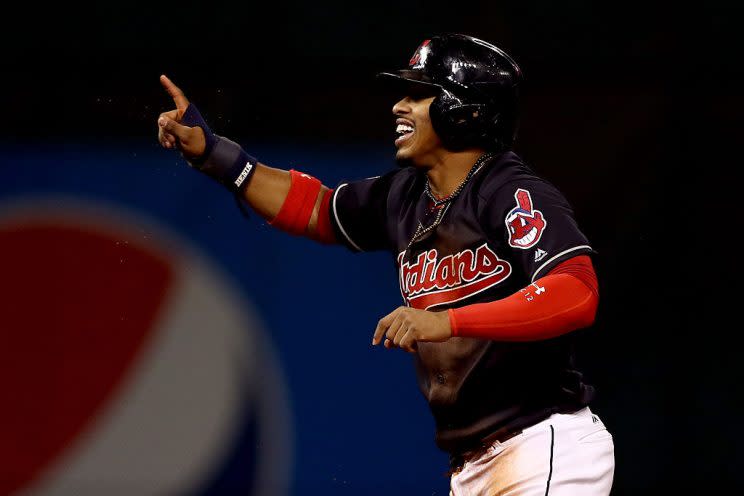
[406,152,494,249]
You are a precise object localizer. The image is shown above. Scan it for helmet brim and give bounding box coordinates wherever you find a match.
[376,70,442,94]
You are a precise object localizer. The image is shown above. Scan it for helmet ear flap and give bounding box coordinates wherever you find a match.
[428,92,448,145]
[430,90,498,151]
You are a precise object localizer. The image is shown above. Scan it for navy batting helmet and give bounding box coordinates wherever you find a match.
[378,34,523,152]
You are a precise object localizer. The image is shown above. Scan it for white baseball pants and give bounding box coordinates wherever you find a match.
[449,407,614,495]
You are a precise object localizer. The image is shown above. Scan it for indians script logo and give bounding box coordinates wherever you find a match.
[398,243,512,310]
[506,189,547,249]
[409,39,431,68]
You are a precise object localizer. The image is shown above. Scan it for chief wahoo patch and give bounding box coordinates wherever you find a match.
[505,188,547,249]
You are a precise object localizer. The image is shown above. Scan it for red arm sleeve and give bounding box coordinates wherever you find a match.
[448,255,598,341]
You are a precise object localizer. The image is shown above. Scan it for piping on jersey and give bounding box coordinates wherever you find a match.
[531,245,592,282]
[331,184,363,252]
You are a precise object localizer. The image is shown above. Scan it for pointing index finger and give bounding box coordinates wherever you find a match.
[160,74,189,111]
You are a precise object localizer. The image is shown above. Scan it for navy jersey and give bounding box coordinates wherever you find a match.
[329,151,596,454]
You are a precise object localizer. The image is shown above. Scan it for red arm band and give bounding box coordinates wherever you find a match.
[270,169,321,235]
[309,188,337,244]
[269,169,337,243]
[448,255,598,341]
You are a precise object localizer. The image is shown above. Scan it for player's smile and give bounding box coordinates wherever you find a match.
[393,95,434,154]
[393,87,441,161]
[395,118,415,145]
[392,95,441,165]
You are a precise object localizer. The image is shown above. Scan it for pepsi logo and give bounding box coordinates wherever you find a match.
[0,199,291,495]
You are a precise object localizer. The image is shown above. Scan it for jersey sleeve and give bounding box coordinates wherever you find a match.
[328,170,400,252]
[484,179,594,282]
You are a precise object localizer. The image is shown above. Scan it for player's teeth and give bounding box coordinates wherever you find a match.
[396,124,414,134]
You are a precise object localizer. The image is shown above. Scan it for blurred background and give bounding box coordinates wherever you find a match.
[1,1,741,494]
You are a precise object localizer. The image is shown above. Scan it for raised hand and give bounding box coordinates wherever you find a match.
[157,75,206,159]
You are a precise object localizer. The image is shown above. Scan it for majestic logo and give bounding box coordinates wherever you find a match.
[409,39,431,68]
[397,243,512,310]
[506,189,547,249]
[534,248,548,262]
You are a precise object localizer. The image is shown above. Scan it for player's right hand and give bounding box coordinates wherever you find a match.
[157,75,206,159]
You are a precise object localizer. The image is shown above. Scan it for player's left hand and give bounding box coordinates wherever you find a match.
[372,307,452,353]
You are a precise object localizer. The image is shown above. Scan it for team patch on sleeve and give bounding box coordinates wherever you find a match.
[505,188,547,249]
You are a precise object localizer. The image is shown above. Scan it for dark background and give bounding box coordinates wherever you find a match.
[2,1,742,494]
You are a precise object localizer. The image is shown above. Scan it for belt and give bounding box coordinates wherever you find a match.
[479,426,524,446]
[447,427,524,475]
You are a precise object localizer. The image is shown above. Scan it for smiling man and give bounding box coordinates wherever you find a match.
[156,33,615,495]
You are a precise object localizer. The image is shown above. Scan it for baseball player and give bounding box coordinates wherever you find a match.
[156,34,615,495]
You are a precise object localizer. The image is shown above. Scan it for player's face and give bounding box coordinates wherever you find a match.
[392,91,443,167]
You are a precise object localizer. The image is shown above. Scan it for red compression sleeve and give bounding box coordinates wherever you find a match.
[448,255,598,341]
